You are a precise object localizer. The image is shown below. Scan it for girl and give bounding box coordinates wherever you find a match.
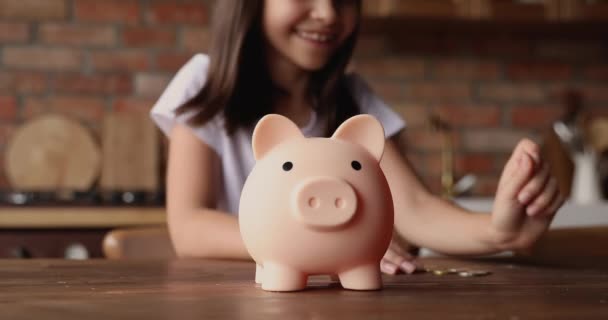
[151,0,564,275]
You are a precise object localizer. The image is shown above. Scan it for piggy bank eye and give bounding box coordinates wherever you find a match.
[351,161,362,171]
[282,161,293,171]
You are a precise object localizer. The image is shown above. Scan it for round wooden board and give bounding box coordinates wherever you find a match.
[4,114,101,191]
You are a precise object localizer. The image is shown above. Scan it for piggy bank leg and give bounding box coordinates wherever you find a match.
[255,264,264,284]
[338,263,382,291]
[261,262,307,292]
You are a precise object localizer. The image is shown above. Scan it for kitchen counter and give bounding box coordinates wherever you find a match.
[455,198,608,229]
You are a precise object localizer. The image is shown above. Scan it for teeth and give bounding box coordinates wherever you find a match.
[297,31,334,43]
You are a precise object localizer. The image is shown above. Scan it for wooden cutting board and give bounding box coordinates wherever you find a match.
[100,112,160,192]
[589,118,608,153]
[4,114,101,191]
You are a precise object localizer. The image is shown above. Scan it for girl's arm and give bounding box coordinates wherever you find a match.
[166,123,250,260]
[381,136,562,256]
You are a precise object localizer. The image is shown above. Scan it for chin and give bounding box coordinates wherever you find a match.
[297,59,330,71]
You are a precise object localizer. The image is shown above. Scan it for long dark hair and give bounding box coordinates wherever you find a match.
[176,0,361,136]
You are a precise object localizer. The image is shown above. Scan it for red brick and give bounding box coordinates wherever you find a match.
[404,82,472,102]
[0,0,67,20]
[0,22,29,42]
[147,2,208,25]
[135,73,171,98]
[23,95,106,122]
[113,97,156,113]
[3,47,82,71]
[123,27,177,48]
[392,36,456,56]
[403,129,443,152]
[582,65,608,81]
[392,103,430,128]
[0,72,48,94]
[156,52,196,72]
[123,27,176,48]
[53,74,132,95]
[39,23,116,47]
[182,27,211,52]
[355,57,426,79]
[74,0,140,24]
[479,83,545,102]
[507,62,572,81]
[580,85,608,103]
[353,35,390,57]
[454,153,496,175]
[536,41,605,61]
[363,80,404,104]
[463,129,540,152]
[433,105,501,127]
[0,95,18,120]
[472,38,534,58]
[403,128,461,152]
[433,59,501,80]
[91,51,151,72]
[473,175,501,197]
[510,105,564,128]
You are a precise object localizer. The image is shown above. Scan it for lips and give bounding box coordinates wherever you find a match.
[295,30,337,44]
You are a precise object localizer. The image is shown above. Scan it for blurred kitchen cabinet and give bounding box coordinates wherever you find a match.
[560,0,608,21]
[0,207,165,259]
[362,0,608,22]
[0,229,107,259]
[363,0,469,19]
[468,0,561,21]
[361,0,607,37]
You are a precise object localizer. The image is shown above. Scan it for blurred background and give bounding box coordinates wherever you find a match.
[0,0,607,259]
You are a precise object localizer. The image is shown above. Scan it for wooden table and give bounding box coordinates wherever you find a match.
[1,258,607,319]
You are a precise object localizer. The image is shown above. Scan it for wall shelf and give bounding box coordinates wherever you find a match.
[0,207,166,229]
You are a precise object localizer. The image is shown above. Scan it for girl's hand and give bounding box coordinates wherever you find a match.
[380,236,420,275]
[490,139,565,251]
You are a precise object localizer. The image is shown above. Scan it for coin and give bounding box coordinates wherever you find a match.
[432,270,447,276]
[458,270,492,277]
[446,268,466,274]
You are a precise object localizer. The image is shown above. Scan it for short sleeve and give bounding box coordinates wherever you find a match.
[150,53,224,155]
[346,73,406,138]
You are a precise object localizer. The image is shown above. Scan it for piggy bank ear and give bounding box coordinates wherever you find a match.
[252,114,303,160]
[331,115,385,162]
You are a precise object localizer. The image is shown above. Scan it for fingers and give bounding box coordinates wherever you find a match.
[511,188,565,250]
[380,260,417,275]
[519,138,541,164]
[528,185,565,218]
[516,198,561,250]
[499,152,536,202]
[517,160,551,205]
[381,246,418,275]
[544,192,566,216]
[525,175,558,216]
[500,139,541,187]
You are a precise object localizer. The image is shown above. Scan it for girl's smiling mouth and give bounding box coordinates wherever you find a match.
[295,29,337,46]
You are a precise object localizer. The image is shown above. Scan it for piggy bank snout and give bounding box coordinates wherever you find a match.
[291,177,357,229]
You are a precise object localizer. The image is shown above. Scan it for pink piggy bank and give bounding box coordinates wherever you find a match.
[239,114,394,292]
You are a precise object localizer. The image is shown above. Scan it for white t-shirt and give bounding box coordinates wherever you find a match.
[151,54,406,215]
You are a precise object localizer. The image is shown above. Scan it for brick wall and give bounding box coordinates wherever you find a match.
[0,0,607,196]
